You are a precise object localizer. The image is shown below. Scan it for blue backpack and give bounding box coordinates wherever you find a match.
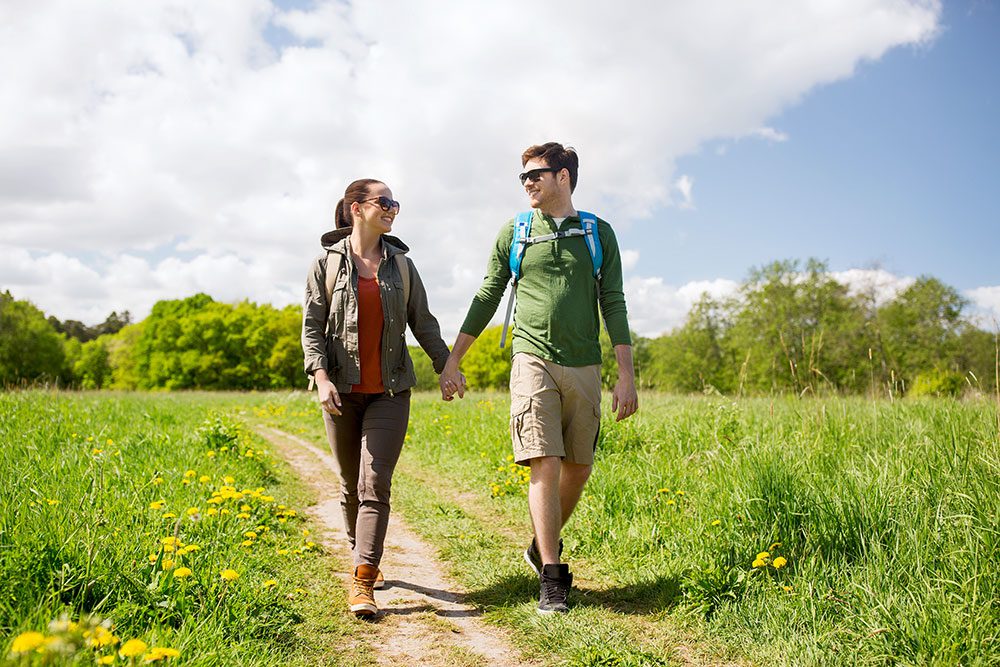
[500,210,603,348]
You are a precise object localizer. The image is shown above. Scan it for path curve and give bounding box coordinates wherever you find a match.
[256,425,534,667]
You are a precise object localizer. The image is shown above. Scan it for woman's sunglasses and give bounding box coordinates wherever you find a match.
[362,196,401,213]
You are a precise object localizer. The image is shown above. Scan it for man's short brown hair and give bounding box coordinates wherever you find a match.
[522,142,579,193]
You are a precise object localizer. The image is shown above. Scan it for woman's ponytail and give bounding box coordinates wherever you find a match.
[334,178,382,229]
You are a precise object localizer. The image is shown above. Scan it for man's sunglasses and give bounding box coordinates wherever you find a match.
[518,167,559,185]
[362,196,401,213]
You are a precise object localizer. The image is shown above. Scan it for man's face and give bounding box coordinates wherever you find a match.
[521,158,562,210]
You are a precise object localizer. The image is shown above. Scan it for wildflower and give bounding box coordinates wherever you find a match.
[152,477,164,486]
[243,531,257,539]
[302,529,310,536]
[148,554,158,563]
[657,487,670,494]
[277,549,289,555]
[144,646,180,661]
[99,655,115,664]
[149,501,165,510]
[236,512,251,519]
[173,567,192,578]
[199,475,211,483]
[206,451,216,458]
[88,626,119,648]
[769,541,782,550]
[756,551,770,561]
[675,490,685,496]
[772,556,788,569]
[224,475,235,484]
[106,439,114,446]
[206,497,223,505]
[262,579,277,589]
[87,436,94,442]
[92,448,104,455]
[11,631,46,654]
[782,585,794,592]
[220,569,239,582]
[161,559,175,570]
[220,509,231,516]
[184,470,195,478]
[119,639,148,658]
[47,499,59,506]
[666,499,676,506]
[162,512,177,519]
[185,507,200,516]
[752,558,767,568]
[240,540,254,547]
[240,504,252,512]
[711,519,721,526]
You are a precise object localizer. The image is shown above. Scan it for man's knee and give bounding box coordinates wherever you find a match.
[561,461,592,485]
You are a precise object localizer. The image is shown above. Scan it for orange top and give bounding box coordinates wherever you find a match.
[351,276,385,394]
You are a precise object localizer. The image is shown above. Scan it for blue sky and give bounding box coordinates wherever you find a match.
[1,1,996,335]
[658,1,998,291]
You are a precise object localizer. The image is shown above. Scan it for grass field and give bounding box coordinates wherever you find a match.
[3,390,998,666]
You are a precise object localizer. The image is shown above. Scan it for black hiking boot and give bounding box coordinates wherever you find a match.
[524,537,563,576]
[537,563,572,615]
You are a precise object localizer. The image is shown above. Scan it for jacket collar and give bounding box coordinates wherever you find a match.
[320,228,409,257]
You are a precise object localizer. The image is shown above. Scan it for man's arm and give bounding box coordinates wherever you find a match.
[611,344,638,421]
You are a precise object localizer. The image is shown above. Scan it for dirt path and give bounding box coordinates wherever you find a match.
[256,426,534,667]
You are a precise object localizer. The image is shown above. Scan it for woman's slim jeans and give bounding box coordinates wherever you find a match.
[323,389,410,568]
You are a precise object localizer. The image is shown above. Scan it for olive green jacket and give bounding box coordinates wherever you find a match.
[301,228,450,395]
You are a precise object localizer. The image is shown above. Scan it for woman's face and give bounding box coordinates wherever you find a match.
[352,182,399,235]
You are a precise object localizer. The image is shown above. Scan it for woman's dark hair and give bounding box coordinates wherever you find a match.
[335,178,383,229]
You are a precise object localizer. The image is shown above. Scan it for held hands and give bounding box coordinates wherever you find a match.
[439,360,466,401]
[611,374,638,421]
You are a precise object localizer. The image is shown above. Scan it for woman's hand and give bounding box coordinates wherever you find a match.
[439,362,466,401]
[314,370,342,415]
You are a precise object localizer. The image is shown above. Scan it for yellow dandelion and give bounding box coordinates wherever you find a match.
[302,529,310,536]
[236,512,250,519]
[224,475,235,484]
[119,638,148,658]
[106,439,114,446]
[162,513,177,519]
[198,475,211,483]
[185,507,200,516]
[675,490,685,496]
[173,567,192,578]
[99,656,115,665]
[11,631,46,654]
[220,569,239,581]
[666,499,676,506]
[711,519,721,526]
[47,499,59,506]
[184,470,195,478]
[144,646,180,661]
[87,436,94,442]
[262,579,278,589]
[756,551,770,560]
[772,556,788,569]
[149,501,165,510]
[782,585,794,592]
[240,504,252,512]
[148,554,158,563]
[92,448,104,455]
[220,509,231,516]
[161,559,175,570]
[752,558,767,568]
[243,531,257,539]
[277,549,289,555]
[206,451,216,458]
[240,540,253,547]
[152,477,164,485]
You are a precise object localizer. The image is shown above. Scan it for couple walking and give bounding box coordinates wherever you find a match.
[301,142,638,618]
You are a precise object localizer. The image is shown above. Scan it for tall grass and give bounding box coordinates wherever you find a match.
[0,391,361,666]
[262,391,999,665]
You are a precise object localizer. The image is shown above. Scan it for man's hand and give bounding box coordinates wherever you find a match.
[439,359,466,401]
[611,344,638,421]
[611,375,638,421]
[314,370,341,415]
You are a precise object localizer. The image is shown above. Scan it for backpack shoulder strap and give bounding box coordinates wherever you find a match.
[324,250,345,306]
[394,253,410,307]
[508,211,534,282]
[576,210,603,281]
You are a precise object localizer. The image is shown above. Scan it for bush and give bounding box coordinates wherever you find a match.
[909,369,965,397]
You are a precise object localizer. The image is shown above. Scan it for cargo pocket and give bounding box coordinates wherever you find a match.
[509,394,534,453]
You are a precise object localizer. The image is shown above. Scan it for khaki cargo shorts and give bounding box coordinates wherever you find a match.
[509,352,602,466]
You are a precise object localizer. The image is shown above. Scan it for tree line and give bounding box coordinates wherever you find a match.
[2,259,996,395]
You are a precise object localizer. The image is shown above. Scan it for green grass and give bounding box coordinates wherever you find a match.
[0,391,366,666]
[4,390,998,666]
[261,391,1000,666]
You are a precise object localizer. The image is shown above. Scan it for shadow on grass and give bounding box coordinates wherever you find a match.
[462,572,684,615]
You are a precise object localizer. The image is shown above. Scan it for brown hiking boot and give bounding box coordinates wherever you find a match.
[349,564,378,617]
[374,568,385,590]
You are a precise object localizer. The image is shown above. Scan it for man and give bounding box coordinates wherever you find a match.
[439,142,638,614]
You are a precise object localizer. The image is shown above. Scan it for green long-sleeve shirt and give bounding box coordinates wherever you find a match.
[460,211,631,367]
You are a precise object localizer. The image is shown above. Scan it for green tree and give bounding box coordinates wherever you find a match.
[0,291,66,385]
[462,326,512,390]
[74,338,111,389]
[644,295,737,393]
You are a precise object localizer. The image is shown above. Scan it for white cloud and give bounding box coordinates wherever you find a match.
[966,286,1000,329]
[0,0,942,332]
[672,175,695,210]
[621,250,640,272]
[624,276,740,337]
[753,126,790,142]
[830,268,915,305]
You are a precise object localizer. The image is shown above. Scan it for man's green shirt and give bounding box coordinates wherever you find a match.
[460,211,631,367]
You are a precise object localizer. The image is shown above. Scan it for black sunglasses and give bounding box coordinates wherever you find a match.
[518,167,558,185]
[362,196,401,213]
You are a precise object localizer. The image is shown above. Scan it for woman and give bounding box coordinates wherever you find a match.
[301,178,457,617]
